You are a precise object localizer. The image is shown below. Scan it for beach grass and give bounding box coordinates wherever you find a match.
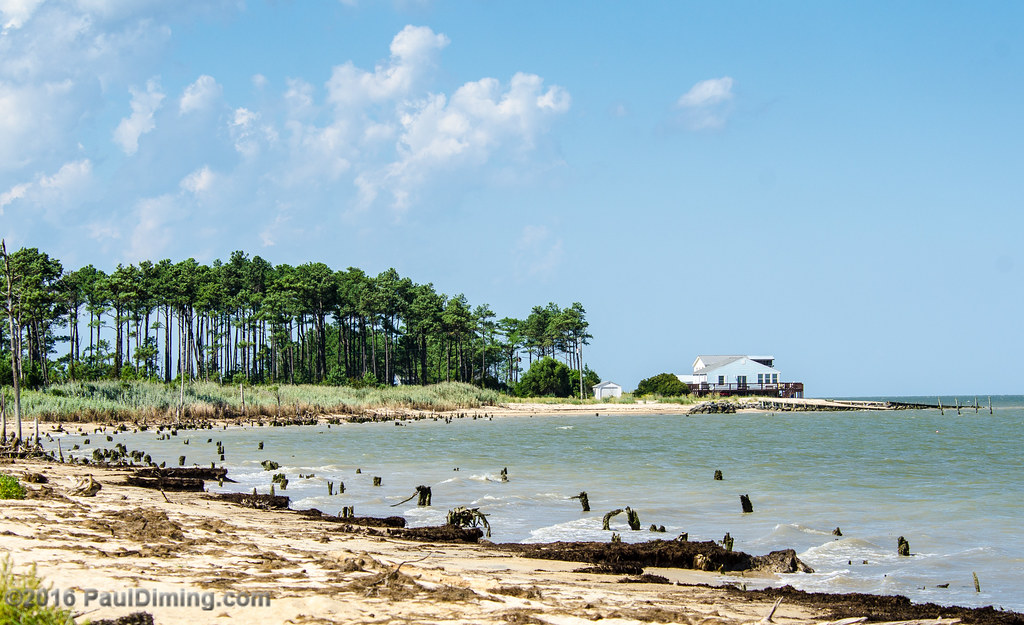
[0,474,26,500]
[0,556,74,624]
[17,380,503,423]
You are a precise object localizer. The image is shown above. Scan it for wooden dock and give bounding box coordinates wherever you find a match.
[752,397,988,412]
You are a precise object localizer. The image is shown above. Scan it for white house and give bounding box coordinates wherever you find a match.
[592,381,623,400]
[677,355,802,397]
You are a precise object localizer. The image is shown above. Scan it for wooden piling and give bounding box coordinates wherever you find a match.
[955,398,961,415]
[938,398,944,415]
[989,396,993,414]
[740,494,753,513]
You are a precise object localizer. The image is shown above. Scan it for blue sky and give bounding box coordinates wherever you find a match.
[2,1,1022,396]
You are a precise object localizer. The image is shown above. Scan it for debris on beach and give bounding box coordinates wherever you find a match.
[70,474,101,496]
[210,492,290,510]
[497,539,813,574]
[446,506,491,538]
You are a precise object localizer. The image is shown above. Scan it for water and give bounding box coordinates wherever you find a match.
[52,396,1024,612]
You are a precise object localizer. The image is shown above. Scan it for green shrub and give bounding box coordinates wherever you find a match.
[635,373,690,397]
[0,556,75,624]
[0,474,26,500]
[517,357,572,398]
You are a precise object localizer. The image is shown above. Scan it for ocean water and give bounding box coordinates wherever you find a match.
[52,396,1024,612]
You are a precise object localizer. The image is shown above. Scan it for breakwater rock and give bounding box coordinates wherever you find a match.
[689,402,737,414]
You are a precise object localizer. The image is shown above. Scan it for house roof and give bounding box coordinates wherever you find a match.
[693,355,777,375]
[693,355,744,373]
[592,381,621,389]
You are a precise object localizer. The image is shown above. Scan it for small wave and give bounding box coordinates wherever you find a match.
[469,473,501,483]
[557,426,574,430]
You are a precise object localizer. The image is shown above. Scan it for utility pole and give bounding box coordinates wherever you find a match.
[578,338,584,399]
[1,240,23,448]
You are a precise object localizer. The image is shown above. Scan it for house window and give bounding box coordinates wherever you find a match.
[718,375,725,385]
[737,375,747,386]
[757,374,763,384]
[772,373,779,384]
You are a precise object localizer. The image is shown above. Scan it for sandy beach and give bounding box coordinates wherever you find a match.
[2,456,1018,625]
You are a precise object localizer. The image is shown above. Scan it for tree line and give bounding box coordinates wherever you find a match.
[0,242,594,396]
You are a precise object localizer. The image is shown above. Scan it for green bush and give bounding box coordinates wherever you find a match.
[517,357,572,398]
[0,556,75,624]
[0,474,26,500]
[635,373,690,397]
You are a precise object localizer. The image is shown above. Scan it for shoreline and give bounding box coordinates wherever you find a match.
[5,395,951,441]
[1,460,1021,625]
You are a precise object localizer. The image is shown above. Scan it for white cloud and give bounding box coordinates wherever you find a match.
[359,71,570,210]
[179,74,221,114]
[675,76,735,130]
[677,77,734,108]
[0,181,29,212]
[0,0,44,30]
[327,25,448,108]
[180,165,215,194]
[113,78,164,154]
[0,158,92,216]
[230,107,277,158]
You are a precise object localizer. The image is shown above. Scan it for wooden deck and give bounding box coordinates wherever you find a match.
[690,382,804,398]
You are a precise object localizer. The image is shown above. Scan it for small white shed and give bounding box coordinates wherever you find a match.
[592,381,623,400]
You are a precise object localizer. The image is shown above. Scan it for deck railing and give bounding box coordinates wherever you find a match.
[689,382,804,398]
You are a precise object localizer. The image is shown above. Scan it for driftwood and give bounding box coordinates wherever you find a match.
[125,476,205,492]
[602,508,623,530]
[897,536,910,556]
[496,540,813,574]
[211,492,290,509]
[70,475,102,497]
[741,494,754,513]
[133,467,232,481]
[447,506,490,538]
[570,491,590,511]
[384,525,484,543]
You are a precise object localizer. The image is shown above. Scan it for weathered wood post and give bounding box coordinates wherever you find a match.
[988,396,993,414]
[973,572,981,592]
[897,536,910,556]
[602,508,623,530]
[938,397,944,415]
[974,396,979,413]
[416,485,432,506]
[500,467,508,482]
[372,476,382,486]
[327,481,334,496]
[740,494,753,513]
[179,455,186,466]
[832,527,842,536]
[714,470,723,480]
[625,507,641,530]
[722,532,734,552]
[571,491,590,512]
[258,441,264,450]
[955,398,961,415]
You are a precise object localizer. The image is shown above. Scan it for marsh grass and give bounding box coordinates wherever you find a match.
[20,380,502,423]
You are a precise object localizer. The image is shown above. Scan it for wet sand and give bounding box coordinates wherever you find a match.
[2,459,1019,625]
